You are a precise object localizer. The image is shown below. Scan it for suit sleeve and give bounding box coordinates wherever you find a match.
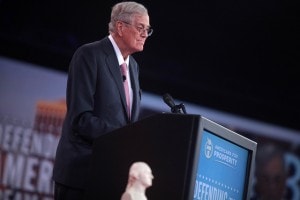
[65,44,117,143]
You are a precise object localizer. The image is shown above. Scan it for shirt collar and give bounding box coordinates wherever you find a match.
[108,35,129,67]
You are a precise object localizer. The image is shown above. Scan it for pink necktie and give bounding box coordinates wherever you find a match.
[120,63,130,119]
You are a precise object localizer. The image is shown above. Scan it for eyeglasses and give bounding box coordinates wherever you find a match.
[120,21,153,37]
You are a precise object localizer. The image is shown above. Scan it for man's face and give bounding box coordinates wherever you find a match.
[121,14,151,54]
[256,155,287,200]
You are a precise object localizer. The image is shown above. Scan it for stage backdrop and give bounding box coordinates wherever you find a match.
[1,56,299,200]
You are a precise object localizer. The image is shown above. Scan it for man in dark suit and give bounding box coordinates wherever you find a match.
[52,2,153,199]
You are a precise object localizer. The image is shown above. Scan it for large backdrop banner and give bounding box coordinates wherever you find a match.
[1,56,299,200]
[0,57,67,199]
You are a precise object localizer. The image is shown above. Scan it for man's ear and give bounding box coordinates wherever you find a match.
[131,171,139,179]
[116,21,124,36]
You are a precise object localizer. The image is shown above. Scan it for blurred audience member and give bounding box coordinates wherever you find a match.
[252,143,288,200]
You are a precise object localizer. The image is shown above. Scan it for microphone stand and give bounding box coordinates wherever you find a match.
[162,93,187,114]
[171,103,187,114]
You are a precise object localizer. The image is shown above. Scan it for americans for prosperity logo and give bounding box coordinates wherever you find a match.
[204,138,213,158]
[204,137,238,168]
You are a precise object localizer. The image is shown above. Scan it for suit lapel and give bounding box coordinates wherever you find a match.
[103,39,128,120]
[103,37,137,122]
[129,62,138,121]
[106,55,128,111]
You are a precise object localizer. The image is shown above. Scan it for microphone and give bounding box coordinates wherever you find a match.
[122,75,126,82]
[162,93,187,114]
[163,93,176,108]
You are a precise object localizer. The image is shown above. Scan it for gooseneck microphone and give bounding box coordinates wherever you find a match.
[163,93,176,109]
[162,93,187,114]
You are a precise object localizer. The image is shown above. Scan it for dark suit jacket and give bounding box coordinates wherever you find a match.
[53,37,141,189]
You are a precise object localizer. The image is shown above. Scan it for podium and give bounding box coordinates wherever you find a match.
[85,113,257,200]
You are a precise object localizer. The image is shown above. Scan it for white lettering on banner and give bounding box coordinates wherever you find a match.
[38,160,53,194]
[23,157,38,192]
[213,145,238,168]
[0,189,53,200]
[0,120,59,199]
[285,153,300,200]
[2,153,25,188]
[1,153,54,194]
[0,123,58,159]
[20,127,32,155]
[1,124,13,151]
[214,151,237,166]
[194,180,228,200]
[30,131,58,158]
